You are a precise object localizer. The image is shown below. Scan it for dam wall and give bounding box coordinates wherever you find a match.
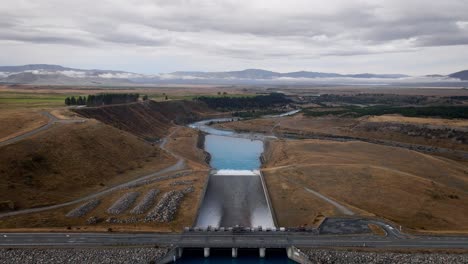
[195,174,275,228]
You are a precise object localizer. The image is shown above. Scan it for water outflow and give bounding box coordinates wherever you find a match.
[190,119,275,228]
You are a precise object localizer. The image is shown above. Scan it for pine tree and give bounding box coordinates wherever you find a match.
[65,97,71,106]
[70,96,77,105]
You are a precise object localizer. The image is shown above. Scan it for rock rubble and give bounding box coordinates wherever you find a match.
[65,200,100,218]
[130,189,160,215]
[145,190,184,222]
[0,248,169,264]
[302,249,468,264]
[107,192,139,215]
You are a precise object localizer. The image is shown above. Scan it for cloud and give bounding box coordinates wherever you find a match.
[0,0,467,74]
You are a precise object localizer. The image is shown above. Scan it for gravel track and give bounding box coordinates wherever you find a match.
[170,179,195,186]
[130,189,160,215]
[302,249,468,264]
[65,200,100,218]
[145,190,184,222]
[0,248,169,264]
[122,171,191,190]
[107,192,139,215]
[182,186,195,194]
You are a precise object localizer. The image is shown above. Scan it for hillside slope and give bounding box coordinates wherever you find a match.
[0,120,175,210]
[263,139,468,231]
[74,100,217,140]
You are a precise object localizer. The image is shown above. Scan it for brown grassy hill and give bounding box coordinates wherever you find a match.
[0,110,48,141]
[0,120,175,210]
[74,100,217,140]
[263,139,468,231]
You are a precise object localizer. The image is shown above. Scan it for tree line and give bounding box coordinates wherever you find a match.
[65,96,87,106]
[65,93,142,106]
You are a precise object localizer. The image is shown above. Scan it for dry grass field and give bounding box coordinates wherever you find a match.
[0,120,176,210]
[366,115,468,128]
[164,127,210,170]
[0,171,208,232]
[263,139,468,232]
[0,109,48,141]
[217,113,468,152]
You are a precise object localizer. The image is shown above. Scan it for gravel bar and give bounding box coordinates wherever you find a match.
[301,249,468,264]
[107,192,139,215]
[0,248,169,264]
[65,200,100,218]
[130,189,160,215]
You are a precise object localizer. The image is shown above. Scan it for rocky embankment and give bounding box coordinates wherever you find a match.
[0,247,169,264]
[145,190,184,222]
[301,249,468,264]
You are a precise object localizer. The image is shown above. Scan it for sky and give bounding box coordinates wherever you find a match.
[1,0,467,75]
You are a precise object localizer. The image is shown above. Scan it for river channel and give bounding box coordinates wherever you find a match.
[174,118,294,263]
[189,118,275,228]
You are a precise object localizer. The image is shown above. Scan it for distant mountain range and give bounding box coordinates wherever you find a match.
[449,70,468,80]
[0,64,467,86]
[169,69,409,79]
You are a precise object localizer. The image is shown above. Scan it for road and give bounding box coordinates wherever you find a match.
[282,176,354,215]
[0,111,86,147]
[0,231,467,249]
[0,124,186,219]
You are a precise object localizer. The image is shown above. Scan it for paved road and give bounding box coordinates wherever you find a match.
[0,231,467,249]
[0,111,86,147]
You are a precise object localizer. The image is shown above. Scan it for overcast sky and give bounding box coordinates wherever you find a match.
[1,0,467,75]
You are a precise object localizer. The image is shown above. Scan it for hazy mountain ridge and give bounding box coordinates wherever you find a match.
[449,70,468,80]
[0,64,466,86]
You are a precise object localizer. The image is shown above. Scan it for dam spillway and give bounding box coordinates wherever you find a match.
[190,119,275,228]
[196,174,275,228]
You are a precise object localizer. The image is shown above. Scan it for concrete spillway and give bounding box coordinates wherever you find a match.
[196,174,274,228]
[190,118,275,229]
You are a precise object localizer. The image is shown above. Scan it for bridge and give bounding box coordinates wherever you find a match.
[1,218,468,260]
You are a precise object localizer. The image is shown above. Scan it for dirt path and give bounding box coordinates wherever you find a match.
[0,124,187,219]
[0,111,86,147]
[283,176,355,216]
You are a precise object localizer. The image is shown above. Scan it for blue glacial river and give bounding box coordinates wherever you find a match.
[180,118,295,263]
[205,134,263,170]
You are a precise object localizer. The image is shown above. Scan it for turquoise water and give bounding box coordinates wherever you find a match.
[186,120,290,263]
[175,249,295,263]
[205,134,263,170]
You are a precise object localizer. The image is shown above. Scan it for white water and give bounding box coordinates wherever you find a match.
[191,118,275,228]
